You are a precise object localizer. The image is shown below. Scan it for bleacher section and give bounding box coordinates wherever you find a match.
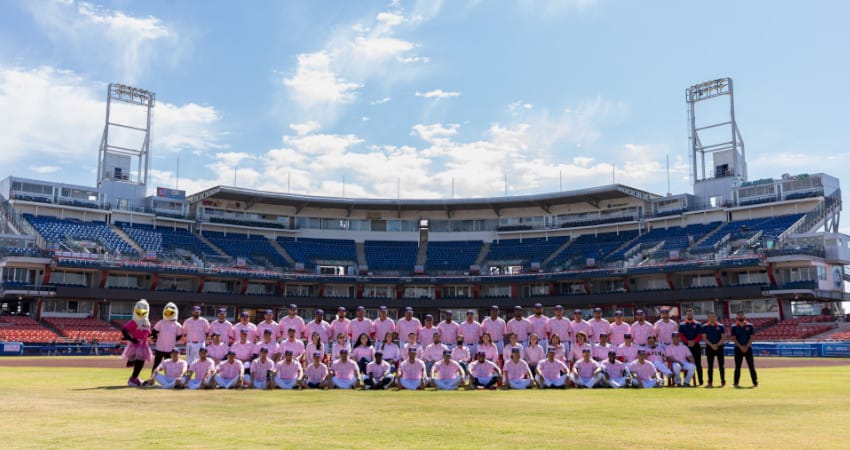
[277,237,357,269]
[694,214,804,252]
[607,223,720,261]
[41,317,123,342]
[364,240,418,271]
[485,236,569,264]
[118,223,218,260]
[556,230,639,266]
[25,214,134,254]
[426,241,483,271]
[0,316,57,342]
[203,232,289,268]
[755,316,834,340]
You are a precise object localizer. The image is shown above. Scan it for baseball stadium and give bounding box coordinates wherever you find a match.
[0,76,848,448]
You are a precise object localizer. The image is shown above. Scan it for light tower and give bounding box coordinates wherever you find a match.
[97,83,155,209]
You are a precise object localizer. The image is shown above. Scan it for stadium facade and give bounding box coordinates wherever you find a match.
[0,80,847,340]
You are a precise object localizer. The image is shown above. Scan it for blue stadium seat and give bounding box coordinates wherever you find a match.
[25,214,134,255]
[277,237,357,269]
[426,241,483,271]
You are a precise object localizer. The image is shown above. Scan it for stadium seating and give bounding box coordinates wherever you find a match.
[484,236,569,265]
[25,214,135,254]
[694,214,804,251]
[825,329,850,340]
[0,315,57,342]
[118,222,219,260]
[41,317,123,342]
[753,316,834,340]
[364,240,418,271]
[606,222,719,261]
[426,241,483,272]
[203,231,289,268]
[278,237,357,269]
[556,230,639,266]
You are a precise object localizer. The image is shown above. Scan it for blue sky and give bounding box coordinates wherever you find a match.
[1,0,849,233]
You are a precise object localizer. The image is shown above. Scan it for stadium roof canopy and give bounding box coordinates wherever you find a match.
[187,184,660,215]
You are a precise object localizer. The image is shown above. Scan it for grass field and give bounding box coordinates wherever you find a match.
[0,359,848,449]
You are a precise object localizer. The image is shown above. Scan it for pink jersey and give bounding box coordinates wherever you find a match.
[209,319,233,342]
[644,345,666,363]
[525,344,546,365]
[182,317,210,342]
[617,343,639,363]
[503,358,531,380]
[329,318,351,341]
[158,359,187,378]
[305,341,325,357]
[376,342,400,362]
[469,359,499,378]
[305,363,329,383]
[569,343,592,362]
[437,321,460,343]
[480,317,506,342]
[256,320,279,340]
[664,343,691,363]
[527,315,549,339]
[574,359,599,378]
[275,360,303,380]
[547,317,571,341]
[570,320,593,343]
[349,318,373,341]
[230,342,254,361]
[478,343,499,362]
[654,319,679,345]
[331,342,351,361]
[629,360,657,381]
[330,359,358,379]
[398,358,426,380]
[503,343,525,361]
[418,325,438,346]
[459,320,481,344]
[188,358,215,379]
[396,317,422,343]
[206,342,229,361]
[589,318,611,343]
[506,317,532,342]
[217,360,244,379]
[231,322,257,343]
[372,318,396,342]
[609,321,631,346]
[305,320,331,343]
[351,345,374,362]
[423,343,448,362]
[402,342,422,359]
[451,346,471,363]
[549,343,567,362]
[251,358,275,379]
[601,358,628,377]
[253,341,279,357]
[280,339,306,359]
[153,320,182,353]
[538,358,568,380]
[592,343,613,361]
[432,359,463,380]
[279,315,306,339]
[630,321,655,346]
[366,360,392,379]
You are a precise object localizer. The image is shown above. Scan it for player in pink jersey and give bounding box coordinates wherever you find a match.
[645,335,674,383]
[630,309,655,346]
[600,350,631,388]
[502,333,525,363]
[304,352,330,389]
[477,332,499,362]
[182,306,210,364]
[397,347,428,390]
[506,306,531,344]
[349,306,373,341]
[186,347,215,390]
[306,331,326,362]
[249,347,275,389]
[569,331,592,365]
[331,332,352,361]
[253,329,281,361]
[274,350,304,389]
[546,305,571,344]
[588,307,611,344]
[591,333,613,362]
[665,332,696,386]
[422,332,448,374]
[329,307,351,347]
[536,347,569,388]
[375,332,400,367]
[371,306,396,343]
[278,304,306,340]
[570,349,602,388]
[305,309,330,345]
[502,348,536,390]
[617,333,638,363]
[437,310,460,349]
[230,311,257,344]
[330,348,361,389]
[609,310,631,346]
[431,350,466,390]
[481,306,507,354]
[279,328,306,362]
[418,314,438,346]
[548,334,567,364]
[570,309,593,344]
[402,333,422,360]
[215,351,245,389]
[230,329,255,364]
[363,351,394,390]
[524,333,546,376]
[209,308,233,345]
[351,333,375,373]
[629,349,661,388]
[206,333,229,363]
[653,307,679,345]
[396,307,422,345]
[459,310,481,355]
[527,303,549,349]
[469,351,501,389]
[256,309,279,342]
[149,302,182,382]
[153,348,187,389]
[451,337,472,374]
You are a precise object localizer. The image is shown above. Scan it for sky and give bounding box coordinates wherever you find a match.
[1,0,849,236]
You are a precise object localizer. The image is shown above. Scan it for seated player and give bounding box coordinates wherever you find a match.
[304,352,330,389]
[645,335,674,384]
[569,332,592,365]
[600,350,630,388]
[629,349,661,388]
[468,350,501,390]
[477,332,499,363]
[524,334,546,376]
[616,333,638,363]
[665,332,697,387]
[254,329,280,362]
[363,351,394,390]
[431,350,466,390]
[570,349,602,388]
[274,349,303,389]
[230,329,256,380]
[376,332,400,368]
[330,348,361,389]
[451,337,472,374]
[402,332,422,360]
[250,347,275,390]
[215,351,245,389]
[279,328,306,363]
[351,333,375,374]
[398,347,428,391]
[548,334,568,364]
[306,331,326,362]
[591,332,613,362]
[185,347,215,390]
[422,332,449,374]
[502,333,525,363]
[330,333,352,362]
[206,333,229,363]
[153,348,187,389]
[536,347,569,389]
[502,347,536,390]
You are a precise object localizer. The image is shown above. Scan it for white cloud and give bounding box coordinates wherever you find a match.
[412,123,459,143]
[508,100,534,114]
[370,97,392,105]
[289,121,322,136]
[29,165,61,174]
[282,51,362,109]
[415,89,461,99]
[376,12,405,27]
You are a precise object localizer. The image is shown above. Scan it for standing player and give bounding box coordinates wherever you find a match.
[363,351,394,390]
[570,309,593,345]
[570,349,602,388]
[396,307,422,346]
[329,348,361,389]
[231,311,257,344]
[397,347,428,390]
[702,311,726,387]
[468,350,501,390]
[431,350,466,390]
[481,306,507,354]
[278,304,306,341]
[149,302,183,383]
[600,350,630,388]
[349,306,373,343]
[256,309,278,342]
[536,347,569,388]
[418,315,438,347]
[731,311,758,388]
[654,307,678,345]
[185,347,215,390]
[274,349,303,389]
[304,352,329,389]
[502,348,536,390]
[372,306,396,344]
[630,309,655,346]
[329,307,351,349]
[209,308,233,345]
[459,310,481,355]
[588,307,611,344]
[679,308,704,386]
[437,311,460,349]
[305,310,330,347]
[506,306,531,345]
[609,311,631,346]
[546,305,571,351]
[182,305,210,364]
[153,348,187,389]
[629,349,661,388]
[249,347,275,389]
[527,303,549,349]
[214,351,244,389]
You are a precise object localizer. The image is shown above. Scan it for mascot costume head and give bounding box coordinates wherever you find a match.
[162,302,178,322]
[133,299,151,329]
[123,299,153,386]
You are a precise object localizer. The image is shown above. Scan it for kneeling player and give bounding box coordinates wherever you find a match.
[186,347,215,390]
[154,348,187,389]
[502,347,536,389]
[629,349,661,388]
[468,350,501,390]
[274,350,303,389]
[570,349,601,388]
[536,347,569,388]
[431,350,466,390]
[215,351,245,389]
[364,351,394,390]
[600,350,630,388]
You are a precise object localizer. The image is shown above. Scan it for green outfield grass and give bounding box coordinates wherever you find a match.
[0,360,848,449]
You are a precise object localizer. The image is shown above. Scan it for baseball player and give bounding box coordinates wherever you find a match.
[209,308,233,345]
[502,348,536,389]
[418,315,438,347]
[570,309,593,345]
[645,335,674,384]
[329,307,351,350]
[153,348,187,389]
[609,310,631,346]
[431,350,466,390]
[527,303,549,349]
[254,329,280,361]
[480,306,507,354]
[329,348,360,389]
[422,332,448,374]
[459,310,482,355]
[363,351,394,390]
[278,304,306,341]
[468,350,501,390]
[654,307,679,345]
[678,308,704,385]
[396,307,422,345]
[305,310,330,346]
[214,351,244,389]
[304,352,330,389]
[274,349,303,389]
[629,349,661,388]
[546,305,571,345]
[256,309,278,342]
[616,333,638,363]
[397,347,428,390]
[249,347,275,389]
[600,350,630,388]
[206,333,229,363]
[506,306,532,344]
[231,311,257,344]
[570,348,602,388]
[437,311,460,350]
[588,307,611,343]
[536,347,569,388]
[371,306,396,344]
[185,347,215,390]
[630,309,655,346]
[182,305,210,364]
[665,332,696,387]
[591,332,613,362]
[349,306,373,343]
[731,311,758,388]
[502,332,525,362]
[279,328,306,362]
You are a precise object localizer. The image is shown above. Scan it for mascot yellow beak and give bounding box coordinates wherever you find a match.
[134,308,149,319]
[164,308,176,319]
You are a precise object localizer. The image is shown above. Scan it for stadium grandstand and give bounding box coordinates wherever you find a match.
[0,80,847,346]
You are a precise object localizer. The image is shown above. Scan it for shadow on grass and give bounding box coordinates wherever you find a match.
[72,385,136,391]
